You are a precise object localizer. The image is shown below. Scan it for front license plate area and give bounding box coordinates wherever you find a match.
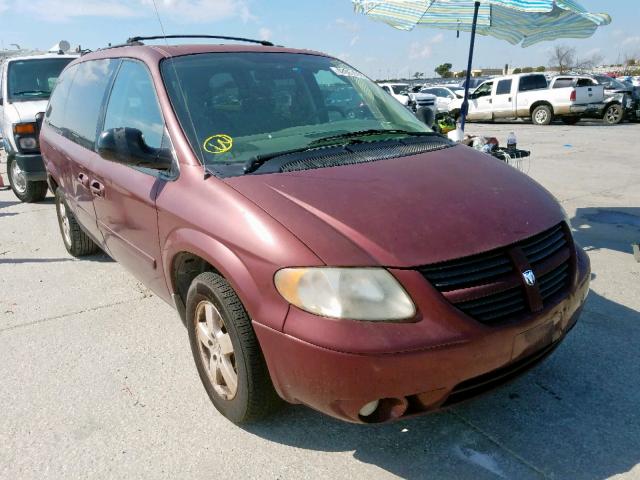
[512,320,556,361]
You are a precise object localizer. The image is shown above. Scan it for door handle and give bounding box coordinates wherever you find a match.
[90,180,105,197]
[508,97,512,102]
[78,172,90,188]
[489,98,492,104]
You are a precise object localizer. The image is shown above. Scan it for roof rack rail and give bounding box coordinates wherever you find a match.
[125,35,275,47]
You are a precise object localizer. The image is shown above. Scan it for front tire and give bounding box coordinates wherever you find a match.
[55,188,99,257]
[7,157,47,203]
[603,104,623,125]
[186,272,281,424]
[531,105,552,125]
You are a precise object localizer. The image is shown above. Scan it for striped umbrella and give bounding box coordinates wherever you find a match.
[353,0,611,130]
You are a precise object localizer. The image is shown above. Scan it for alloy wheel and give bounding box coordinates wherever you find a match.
[606,105,621,124]
[57,200,72,246]
[195,301,238,400]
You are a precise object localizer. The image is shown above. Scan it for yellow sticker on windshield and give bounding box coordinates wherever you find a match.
[203,134,233,154]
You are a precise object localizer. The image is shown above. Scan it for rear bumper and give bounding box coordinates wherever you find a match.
[14,153,46,181]
[255,248,590,423]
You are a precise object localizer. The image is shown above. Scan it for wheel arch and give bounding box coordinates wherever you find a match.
[529,101,554,116]
[162,228,290,331]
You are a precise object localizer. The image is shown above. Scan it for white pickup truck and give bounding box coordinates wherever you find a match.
[448,73,605,125]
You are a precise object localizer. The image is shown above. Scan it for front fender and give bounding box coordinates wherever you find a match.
[162,228,292,331]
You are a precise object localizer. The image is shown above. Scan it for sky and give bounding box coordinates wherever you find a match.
[0,0,637,79]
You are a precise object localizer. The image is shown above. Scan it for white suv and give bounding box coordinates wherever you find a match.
[0,53,76,201]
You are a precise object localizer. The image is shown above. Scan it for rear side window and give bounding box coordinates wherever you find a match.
[518,75,548,92]
[553,78,574,89]
[576,78,596,87]
[103,60,164,149]
[45,64,78,128]
[496,80,512,95]
[64,59,118,149]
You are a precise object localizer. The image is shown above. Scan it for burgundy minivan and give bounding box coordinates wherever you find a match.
[40,37,590,424]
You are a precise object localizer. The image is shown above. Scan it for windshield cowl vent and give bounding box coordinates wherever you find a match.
[279,136,455,173]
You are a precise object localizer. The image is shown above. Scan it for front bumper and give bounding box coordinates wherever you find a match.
[255,248,590,423]
[14,153,46,181]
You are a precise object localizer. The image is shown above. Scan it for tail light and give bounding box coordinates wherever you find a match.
[570,89,576,101]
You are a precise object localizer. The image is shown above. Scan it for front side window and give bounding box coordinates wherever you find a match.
[103,60,164,149]
[161,53,430,176]
[64,59,118,149]
[474,82,493,97]
[390,85,407,95]
[7,57,73,102]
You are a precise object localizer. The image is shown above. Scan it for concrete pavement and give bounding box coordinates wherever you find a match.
[1,122,639,479]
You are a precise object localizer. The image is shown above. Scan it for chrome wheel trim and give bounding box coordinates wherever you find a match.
[10,159,27,194]
[534,109,548,124]
[58,200,72,246]
[195,301,238,400]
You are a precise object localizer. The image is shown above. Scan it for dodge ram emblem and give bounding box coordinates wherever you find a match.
[522,269,536,286]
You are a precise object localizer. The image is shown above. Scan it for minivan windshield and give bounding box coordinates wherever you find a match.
[161,53,430,175]
[7,57,73,102]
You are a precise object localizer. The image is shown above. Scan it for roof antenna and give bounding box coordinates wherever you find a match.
[149,0,210,179]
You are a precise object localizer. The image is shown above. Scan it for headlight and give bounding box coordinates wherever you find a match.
[18,137,38,150]
[274,267,416,321]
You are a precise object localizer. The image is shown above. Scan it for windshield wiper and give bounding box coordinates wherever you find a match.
[244,145,327,174]
[12,90,50,96]
[308,129,436,147]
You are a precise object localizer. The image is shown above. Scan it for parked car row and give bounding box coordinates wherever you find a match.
[2,38,590,427]
[384,73,639,127]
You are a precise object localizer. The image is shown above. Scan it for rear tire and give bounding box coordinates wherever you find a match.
[7,157,47,203]
[561,116,580,125]
[531,105,552,125]
[55,188,99,257]
[186,272,281,424]
[603,104,623,125]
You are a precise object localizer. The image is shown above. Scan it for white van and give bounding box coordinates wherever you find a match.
[0,53,76,201]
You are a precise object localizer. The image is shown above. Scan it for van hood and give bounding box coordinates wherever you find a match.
[224,145,564,267]
[5,99,48,123]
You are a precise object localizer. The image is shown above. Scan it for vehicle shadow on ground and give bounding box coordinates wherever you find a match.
[571,207,640,257]
[244,289,640,479]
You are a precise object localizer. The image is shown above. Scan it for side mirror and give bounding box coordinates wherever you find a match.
[97,127,173,170]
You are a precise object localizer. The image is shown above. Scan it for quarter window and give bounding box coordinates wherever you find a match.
[518,75,548,92]
[496,80,512,95]
[45,64,78,128]
[103,60,164,149]
[63,59,118,148]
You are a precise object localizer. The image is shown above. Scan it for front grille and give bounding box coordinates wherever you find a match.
[417,99,435,107]
[418,223,574,325]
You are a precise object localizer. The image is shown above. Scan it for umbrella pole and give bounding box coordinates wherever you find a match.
[460,0,480,132]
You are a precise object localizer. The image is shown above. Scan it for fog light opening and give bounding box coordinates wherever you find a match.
[359,400,380,417]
